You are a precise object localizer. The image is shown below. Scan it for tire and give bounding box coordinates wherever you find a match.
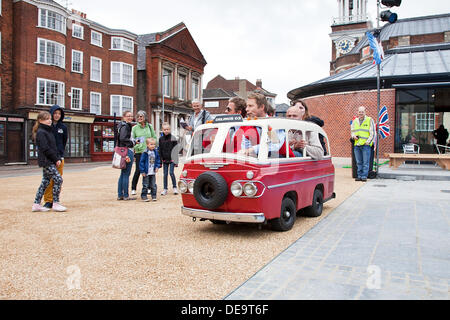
[193,172,228,210]
[271,197,296,231]
[304,189,323,217]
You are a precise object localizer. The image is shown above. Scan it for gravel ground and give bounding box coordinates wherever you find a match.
[0,165,361,299]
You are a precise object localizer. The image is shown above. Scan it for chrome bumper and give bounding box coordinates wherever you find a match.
[181,206,265,224]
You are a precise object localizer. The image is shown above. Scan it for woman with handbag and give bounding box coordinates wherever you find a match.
[117,110,135,200]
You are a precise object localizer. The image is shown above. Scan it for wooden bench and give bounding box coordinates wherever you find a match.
[384,153,450,170]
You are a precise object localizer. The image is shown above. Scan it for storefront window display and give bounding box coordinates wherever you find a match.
[395,87,450,153]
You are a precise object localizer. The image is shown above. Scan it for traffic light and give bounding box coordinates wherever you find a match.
[380,0,401,24]
[380,10,398,23]
[381,0,401,7]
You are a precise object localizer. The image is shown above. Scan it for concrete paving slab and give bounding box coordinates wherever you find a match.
[225,178,450,300]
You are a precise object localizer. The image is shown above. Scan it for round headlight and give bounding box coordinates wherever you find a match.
[187,181,195,194]
[230,181,243,197]
[243,182,258,197]
[246,171,254,179]
[178,180,188,193]
[182,170,188,177]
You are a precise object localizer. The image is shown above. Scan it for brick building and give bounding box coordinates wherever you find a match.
[203,75,276,115]
[288,0,450,159]
[137,22,207,138]
[0,0,139,164]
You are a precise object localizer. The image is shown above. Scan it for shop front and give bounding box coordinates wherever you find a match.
[91,115,121,162]
[27,109,95,164]
[395,86,450,153]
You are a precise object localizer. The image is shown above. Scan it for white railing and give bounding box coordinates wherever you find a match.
[332,15,368,25]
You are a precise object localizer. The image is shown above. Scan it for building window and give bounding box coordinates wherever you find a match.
[111,37,134,53]
[38,38,65,68]
[72,24,84,39]
[110,62,133,86]
[71,50,83,73]
[91,30,102,47]
[415,113,435,132]
[90,92,101,115]
[0,78,1,109]
[110,95,133,116]
[65,122,90,157]
[178,74,186,100]
[39,9,66,34]
[90,57,102,82]
[37,78,65,106]
[162,69,172,97]
[70,88,82,110]
[191,78,199,100]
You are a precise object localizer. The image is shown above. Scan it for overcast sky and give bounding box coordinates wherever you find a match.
[63,0,450,104]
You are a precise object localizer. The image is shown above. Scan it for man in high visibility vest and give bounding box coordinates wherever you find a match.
[351,106,376,182]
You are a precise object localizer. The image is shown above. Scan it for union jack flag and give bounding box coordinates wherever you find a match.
[377,105,390,139]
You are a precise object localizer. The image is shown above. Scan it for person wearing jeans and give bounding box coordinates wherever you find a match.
[118,148,134,199]
[353,144,372,181]
[139,137,161,201]
[162,162,176,192]
[351,106,375,181]
[117,111,135,200]
[159,122,179,195]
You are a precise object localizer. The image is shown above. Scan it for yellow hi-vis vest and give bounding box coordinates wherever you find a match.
[352,116,373,146]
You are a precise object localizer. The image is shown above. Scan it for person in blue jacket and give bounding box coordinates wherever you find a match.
[139,137,161,202]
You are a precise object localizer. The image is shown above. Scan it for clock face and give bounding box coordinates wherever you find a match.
[337,39,353,54]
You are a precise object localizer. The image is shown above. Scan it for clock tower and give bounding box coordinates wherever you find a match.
[329,0,372,75]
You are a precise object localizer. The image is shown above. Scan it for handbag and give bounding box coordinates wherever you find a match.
[112,146,128,169]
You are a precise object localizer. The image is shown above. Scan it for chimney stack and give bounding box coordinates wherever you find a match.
[256,79,262,88]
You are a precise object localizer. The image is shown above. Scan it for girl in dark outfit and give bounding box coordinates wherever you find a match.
[32,111,66,212]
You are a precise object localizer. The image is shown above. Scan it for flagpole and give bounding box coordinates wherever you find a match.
[376,0,381,175]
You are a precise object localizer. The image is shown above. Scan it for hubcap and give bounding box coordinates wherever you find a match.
[201,182,215,199]
[283,210,291,219]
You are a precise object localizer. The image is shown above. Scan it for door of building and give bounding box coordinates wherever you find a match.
[7,122,24,163]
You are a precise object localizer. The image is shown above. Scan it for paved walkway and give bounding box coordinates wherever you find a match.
[225,178,450,300]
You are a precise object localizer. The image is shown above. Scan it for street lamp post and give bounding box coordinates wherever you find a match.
[376,0,381,175]
[161,73,169,134]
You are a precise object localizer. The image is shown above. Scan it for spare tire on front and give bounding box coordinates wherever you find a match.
[193,172,228,210]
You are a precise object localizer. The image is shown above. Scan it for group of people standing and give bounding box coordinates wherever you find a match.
[31,95,329,212]
[116,110,179,201]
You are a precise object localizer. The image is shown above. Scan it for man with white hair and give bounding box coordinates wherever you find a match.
[351,106,376,182]
[186,99,213,132]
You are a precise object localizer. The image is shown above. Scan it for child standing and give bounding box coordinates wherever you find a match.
[158,122,179,195]
[32,111,66,212]
[139,137,161,202]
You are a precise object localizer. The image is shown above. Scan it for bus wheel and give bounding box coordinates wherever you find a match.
[271,197,296,231]
[304,189,323,217]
